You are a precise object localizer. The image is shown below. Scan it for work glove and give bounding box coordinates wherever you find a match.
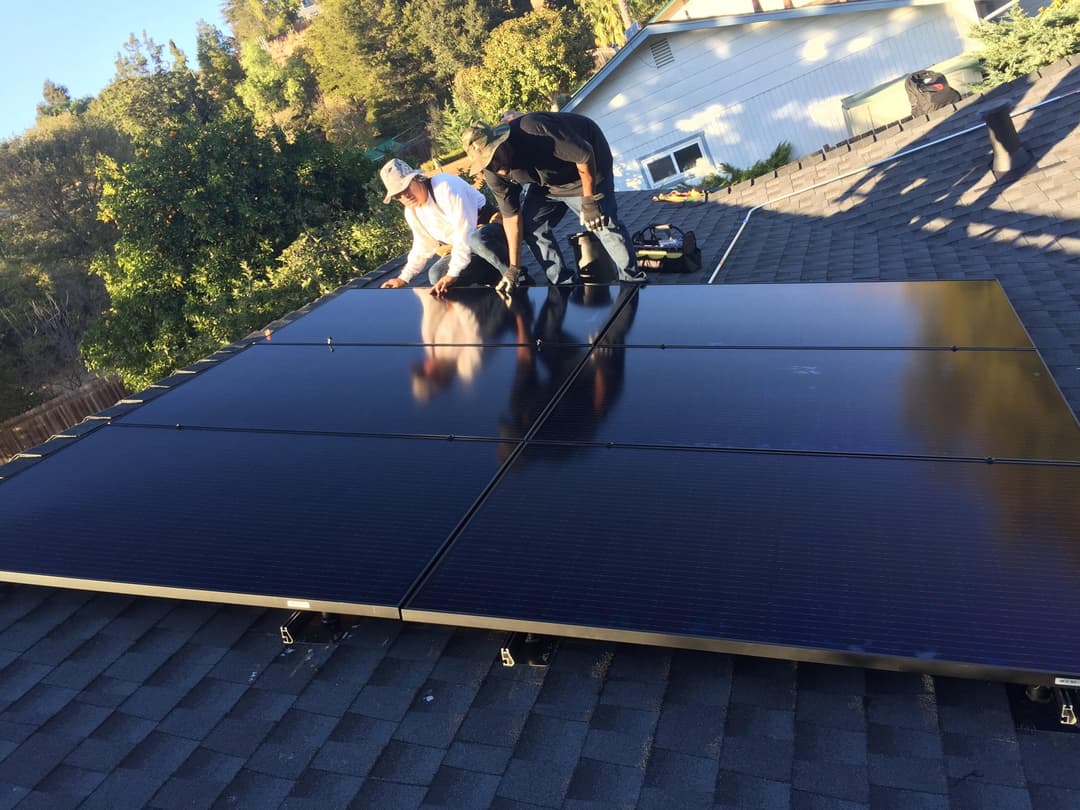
[580,193,608,232]
[496,266,523,295]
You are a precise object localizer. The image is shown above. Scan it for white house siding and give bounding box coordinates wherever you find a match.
[575,5,970,190]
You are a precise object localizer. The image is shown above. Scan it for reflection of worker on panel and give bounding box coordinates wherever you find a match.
[500,285,638,447]
[409,288,533,403]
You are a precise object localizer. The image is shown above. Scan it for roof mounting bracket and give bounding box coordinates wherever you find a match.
[500,633,558,668]
[1057,688,1077,726]
[280,610,345,646]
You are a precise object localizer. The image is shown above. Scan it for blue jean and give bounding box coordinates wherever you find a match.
[426,223,507,285]
[469,185,639,285]
[525,183,638,284]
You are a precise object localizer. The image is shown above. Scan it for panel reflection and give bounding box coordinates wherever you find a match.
[121,286,637,442]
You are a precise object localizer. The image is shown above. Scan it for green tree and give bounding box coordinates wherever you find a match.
[0,113,128,264]
[305,0,439,139]
[574,0,668,46]
[235,38,317,134]
[428,97,484,158]
[970,0,1080,90]
[35,81,92,120]
[195,22,246,117]
[82,116,375,387]
[402,0,511,88]
[223,0,301,41]
[455,7,594,123]
[90,34,205,142]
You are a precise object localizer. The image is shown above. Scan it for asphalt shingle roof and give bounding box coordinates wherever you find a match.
[0,56,1078,809]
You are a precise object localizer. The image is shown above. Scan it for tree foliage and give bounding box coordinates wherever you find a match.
[402,0,511,88]
[455,7,595,123]
[90,35,206,142]
[305,0,437,138]
[0,262,108,419]
[0,113,128,263]
[714,141,794,186]
[81,115,377,387]
[195,22,246,117]
[970,0,1080,90]
[577,0,669,46]
[235,38,317,134]
[223,0,301,41]
[35,81,92,120]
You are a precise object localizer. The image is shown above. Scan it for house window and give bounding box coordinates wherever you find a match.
[642,140,705,186]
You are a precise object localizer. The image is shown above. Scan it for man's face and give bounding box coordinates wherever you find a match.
[393,177,428,208]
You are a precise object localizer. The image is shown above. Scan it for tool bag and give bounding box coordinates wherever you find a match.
[631,224,701,273]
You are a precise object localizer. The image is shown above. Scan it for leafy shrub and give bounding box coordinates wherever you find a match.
[970,0,1080,90]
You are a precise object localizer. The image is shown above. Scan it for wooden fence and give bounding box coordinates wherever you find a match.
[0,378,128,463]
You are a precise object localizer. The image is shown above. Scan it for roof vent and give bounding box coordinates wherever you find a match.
[980,101,1033,177]
[650,38,674,68]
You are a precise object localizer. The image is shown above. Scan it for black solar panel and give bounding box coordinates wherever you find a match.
[3,280,1078,684]
[404,445,1080,677]
[267,286,622,345]
[614,281,1034,348]
[534,347,1080,460]
[121,343,587,440]
[0,425,506,612]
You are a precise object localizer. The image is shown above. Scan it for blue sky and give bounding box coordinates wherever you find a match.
[4,1,229,140]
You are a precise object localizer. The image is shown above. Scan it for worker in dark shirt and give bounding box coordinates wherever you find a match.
[462,112,646,291]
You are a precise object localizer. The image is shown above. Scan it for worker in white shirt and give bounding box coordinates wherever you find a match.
[378,159,506,297]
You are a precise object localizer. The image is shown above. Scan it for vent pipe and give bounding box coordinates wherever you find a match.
[979,101,1033,176]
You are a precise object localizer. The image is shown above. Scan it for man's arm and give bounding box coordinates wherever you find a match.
[577,160,609,231]
[384,209,435,287]
[577,162,596,199]
[503,212,522,268]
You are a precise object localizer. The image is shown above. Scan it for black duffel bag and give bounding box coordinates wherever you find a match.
[632,224,701,273]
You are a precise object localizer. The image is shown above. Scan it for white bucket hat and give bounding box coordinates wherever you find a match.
[380,158,424,203]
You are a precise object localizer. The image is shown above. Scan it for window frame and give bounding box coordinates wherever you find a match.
[638,135,711,189]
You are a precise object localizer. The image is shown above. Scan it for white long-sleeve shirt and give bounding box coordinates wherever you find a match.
[398,174,486,283]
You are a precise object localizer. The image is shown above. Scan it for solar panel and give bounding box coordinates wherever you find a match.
[267,286,624,345]
[404,445,1080,678]
[121,343,587,440]
[613,281,1034,348]
[0,425,507,613]
[534,347,1080,460]
[2,280,1077,684]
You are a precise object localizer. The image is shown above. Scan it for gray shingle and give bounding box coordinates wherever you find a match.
[245,708,338,779]
[791,759,870,804]
[281,769,363,808]
[721,733,794,782]
[868,752,948,794]
[725,702,797,741]
[653,702,726,760]
[348,778,427,810]
[566,757,645,806]
[31,763,107,804]
[80,768,168,810]
[157,677,246,740]
[311,713,396,777]
[421,765,500,809]
[117,730,198,780]
[716,769,792,809]
[212,768,294,810]
[794,724,868,766]
[148,776,228,810]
